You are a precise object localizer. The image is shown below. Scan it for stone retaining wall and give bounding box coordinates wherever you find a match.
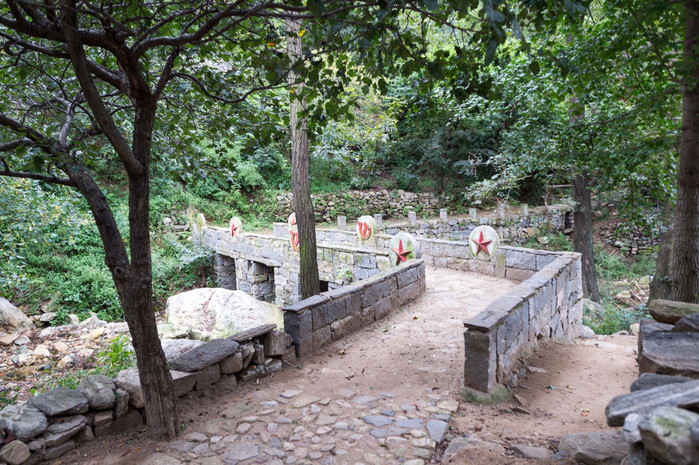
[0,326,294,464]
[282,260,426,356]
[463,253,583,392]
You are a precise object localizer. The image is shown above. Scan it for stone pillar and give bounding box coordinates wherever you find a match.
[273,222,288,238]
[373,214,383,230]
[521,203,529,217]
[337,215,347,230]
[214,255,237,290]
[469,207,477,220]
[497,204,506,220]
[408,211,417,225]
[439,208,448,222]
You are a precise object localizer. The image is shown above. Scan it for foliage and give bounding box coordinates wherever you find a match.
[94,335,136,378]
[584,304,649,336]
[0,386,19,406]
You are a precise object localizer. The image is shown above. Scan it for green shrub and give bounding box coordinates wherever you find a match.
[584,304,649,335]
[95,335,136,378]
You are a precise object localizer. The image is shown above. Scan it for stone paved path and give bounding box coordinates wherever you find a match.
[67,267,516,465]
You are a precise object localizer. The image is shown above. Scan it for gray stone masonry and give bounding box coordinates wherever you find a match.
[283,260,426,356]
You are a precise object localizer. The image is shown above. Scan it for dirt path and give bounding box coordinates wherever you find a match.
[62,267,638,465]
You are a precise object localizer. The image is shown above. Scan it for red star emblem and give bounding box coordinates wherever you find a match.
[230,223,238,237]
[472,230,492,255]
[358,221,372,240]
[392,240,412,265]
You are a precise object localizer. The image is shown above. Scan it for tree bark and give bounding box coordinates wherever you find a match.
[572,172,601,302]
[671,0,699,303]
[649,199,674,303]
[286,18,320,299]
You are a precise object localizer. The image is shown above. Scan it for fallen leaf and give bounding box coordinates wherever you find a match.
[337,349,345,355]
[546,385,557,390]
[412,316,419,320]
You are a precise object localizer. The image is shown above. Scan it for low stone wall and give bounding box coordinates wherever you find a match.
[204,227,392,305]
[274,190,453,223]
[463,253,583,392]
[283,260,426,356]
[0,326,294,464]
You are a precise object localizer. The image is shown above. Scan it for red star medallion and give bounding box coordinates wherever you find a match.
[231,223,238,237]
[392,240,412,265]
[472,230,493,256]
[358,221,372,240]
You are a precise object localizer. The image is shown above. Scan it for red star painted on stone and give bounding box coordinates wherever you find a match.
[472,230,493,255]
[358,221,372,240]
[392,240,412,265]
[230,223,238,237]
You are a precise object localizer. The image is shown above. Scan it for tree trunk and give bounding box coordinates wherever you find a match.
[572,172,601,302]
[125,103,178,439]
[649,199,674,302]
[671,0,699,303]
[286,18,320,299]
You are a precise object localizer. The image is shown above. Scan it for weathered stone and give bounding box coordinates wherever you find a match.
[606,380,699,426]
[261,330,293,357]
[171,370,197,396]
[94,409,143,437]
[630,373,693,392]
[43,440,76,459]
[0,297,33,332]
[169,338,240,372]
[114,388,129,418]
[265,358,282,374]
[26,438,45,454]
[140,452,184,465]
[363,415,392,427]
[330,314,362,340]
[253,343,265,365]
[0,440,30,465]
[161,338,205,360]
[94,410,113,427]
[195,365,221,390]
[241,343,254,368]
[222,442,260,462]
[623,413,642,444]
[426,420,448,443]
[165,289,282,340]
[463,330,497,392]
[281,346,296,364]
[673,313,699,333]
[649,299,699,324]
[115,368,145,408]
[78,374,116,410]
[230,324,277,342]
[638,406,699,465]
[0,404,48,441]
[638,331,699,378]
[219,351,244,375]
[512,444,551,460]
[692,419,699,447]
[238,365,267,383]
[44,415,86,447]
[557,431,628,465]
[26,387,89,416]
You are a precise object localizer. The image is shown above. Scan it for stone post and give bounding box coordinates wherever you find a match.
[373,214,383,230]
[337,216,347,231]
[440,208,448,222]
[408,211,417,225]
[469,207,477,220]
[497,204,506,220]
[521,203,529,217]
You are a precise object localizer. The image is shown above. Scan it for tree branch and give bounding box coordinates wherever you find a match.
[170,71,292,105]
[0,167,75,186]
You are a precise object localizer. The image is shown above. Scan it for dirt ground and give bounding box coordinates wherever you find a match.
[58,266,639,465]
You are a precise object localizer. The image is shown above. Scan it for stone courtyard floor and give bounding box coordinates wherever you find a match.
[60,266,637,465]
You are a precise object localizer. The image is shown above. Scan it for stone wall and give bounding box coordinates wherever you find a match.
[274,190,453,223]
[463,253,583,392]
[282,260,426,356]
[0,326,294,464]
[203,227,394,305]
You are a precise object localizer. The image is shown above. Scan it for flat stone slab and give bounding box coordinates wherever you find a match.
[363,415,393,427]
[558,431,628,465]
[78,374,116,410]
[638,406,699,465]
[26,387,89,416]
[606,379,699,426]
[426,419,448,443]
[169,338,240,372]
[673,313,699,333]
[638,331,699,377]
[44,415,86,447]
[649,299,699,324]
[221,442,260,462]
[229,324,277,342]
[0,404,48,442]
[630,373,693,392]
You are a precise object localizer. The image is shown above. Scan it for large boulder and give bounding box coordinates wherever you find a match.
[0,404,48,441]
[164,288,283,340]
[0,297,33,332]
[557,431,628,465]
[649,299,699,325]
[638,406,699,465]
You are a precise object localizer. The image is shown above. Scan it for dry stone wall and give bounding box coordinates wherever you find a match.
[0,327,294,465]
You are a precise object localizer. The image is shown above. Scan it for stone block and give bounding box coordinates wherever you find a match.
[43,440,76,460]
[630,373,693,392]
[281,346,297,364]
[252,343,265,365]
[505,268,535,282]
[169,338,240,372]
[114,368,144,409]
[472,259,496,276]
[464,308,508,333]
[95,410,143,437]
[535,253,558,271]
[0,440,30,465]
[369,295,394,321]
[396,280,422,306]
[464,330,497,392]
[238,365,267,383]
[360,305,376,325]
[93,410,112,427]
[172,370,197,396]
[114,389,129,419]
[26,388,89,417]
[195,365,221,390]
[638,331,699,377]
[397,267,419,288]
[312,325,332,351]
[219,352,244,375]
[313,297,350,329]
[505,250,537,271]
[331,314,362,340]
[496,302,529,357]
[361,277,398,307]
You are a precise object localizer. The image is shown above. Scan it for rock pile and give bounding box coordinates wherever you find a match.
[0,325,295,465]
[555,299,699,464]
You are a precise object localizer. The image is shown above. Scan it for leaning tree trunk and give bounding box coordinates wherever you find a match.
[649,199,674,302]
[671,0,699,303]
[572,172,601,302]
[286,18,320,299]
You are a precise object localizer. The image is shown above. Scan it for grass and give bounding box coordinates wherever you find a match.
[461,385,511,405]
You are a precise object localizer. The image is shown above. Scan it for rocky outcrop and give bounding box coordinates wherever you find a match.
[0,298,33,333]
[161,288,283,341]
